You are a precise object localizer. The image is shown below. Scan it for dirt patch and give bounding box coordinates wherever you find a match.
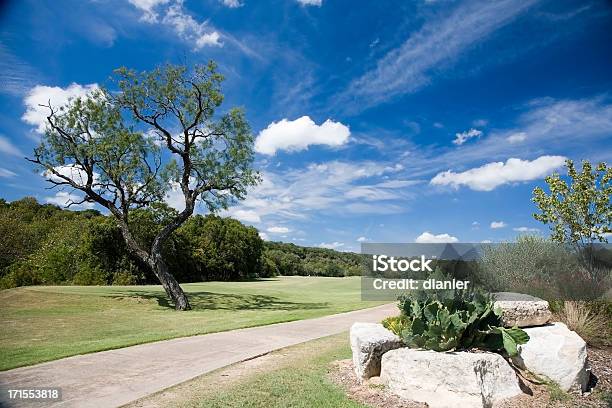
[328,347,612,408]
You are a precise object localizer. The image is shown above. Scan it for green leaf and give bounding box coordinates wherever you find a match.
[501,330,518,356]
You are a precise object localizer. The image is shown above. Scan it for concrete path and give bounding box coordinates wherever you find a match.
[0,303,396,408]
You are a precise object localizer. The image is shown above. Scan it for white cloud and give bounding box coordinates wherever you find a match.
[255,116,350,155]
[0,136,22,156]
[340,0,537,109]
[415,232,459,243]
[224,160,410,225]
[481,239,492,243]
[220,0,242,7]
[357,236,369,242]
[490,221,507,229]
[0,168,17,178]
[453,128,482,145]
[22,83,99,134]
[506,132,527,143]
[45,191,95,210]
[267,226,290,234]
[297,0,322,6]
[130,0,221,49]
[128,0,170,22]
[319,241,344,249]
[164,182,185,211]
[259,232,269,240]
[230,209,261,223]
[430,155,566,191]
[43,165,99,186]
[513,226,539,232]
[163,2,221,48]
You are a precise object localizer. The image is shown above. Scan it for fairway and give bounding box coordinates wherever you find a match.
[0,276,382,371]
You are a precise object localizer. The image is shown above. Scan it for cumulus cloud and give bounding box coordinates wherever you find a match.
[259,231,269,240]
[513,226,539,232]
[129,0,221,49]
[0,136,22,156]
[319,241,344,249]
[297,0,322,6]
[230,209,261,223]
[22,83,99,134]
[453,128,482,145]
[0,168,17,178]
[255,116,350,155]
[430,155,566,191]
[357,236,369,242]
[415,232,459,243]
[45,191,95,210]
[43,165,99,186]
[490,221,507,229]
[267,226,290,234]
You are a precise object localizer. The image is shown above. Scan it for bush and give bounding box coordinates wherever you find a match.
[555,301,611,346]
[476,235,610,301]
[386,290,529,356]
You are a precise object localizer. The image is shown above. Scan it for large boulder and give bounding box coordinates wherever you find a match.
[380,348,522,408]
[493,292,552,327]
[350,322,402,380]
[512,322,589,392]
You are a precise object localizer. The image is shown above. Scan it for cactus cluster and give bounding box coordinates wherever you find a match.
[382,290,529,356]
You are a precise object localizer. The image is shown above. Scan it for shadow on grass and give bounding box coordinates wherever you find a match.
[109,291,329,311]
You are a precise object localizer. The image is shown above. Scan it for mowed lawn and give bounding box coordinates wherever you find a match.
[0,276,383,371]
[128,332,363,408]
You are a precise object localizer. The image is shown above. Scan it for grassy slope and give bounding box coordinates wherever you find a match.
[0,276,383,371]
[128,332,364,408]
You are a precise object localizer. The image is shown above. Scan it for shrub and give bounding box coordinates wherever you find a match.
[386,290,529,356]
[475,235,611,301]
[555,301,611,346]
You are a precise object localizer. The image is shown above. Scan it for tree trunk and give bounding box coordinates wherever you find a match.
[116,219,191,311]
[148,250,191,311]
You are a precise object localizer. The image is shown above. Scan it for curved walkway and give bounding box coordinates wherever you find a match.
[0,303,396,408]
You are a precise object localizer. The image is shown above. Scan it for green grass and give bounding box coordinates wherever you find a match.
[0,276,384,371]
[128,332,365,408]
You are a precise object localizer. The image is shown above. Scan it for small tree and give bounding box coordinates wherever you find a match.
[532,160,611,269]
[28,62,259,310]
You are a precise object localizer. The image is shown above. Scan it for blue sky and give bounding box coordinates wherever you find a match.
[0,0,611,251]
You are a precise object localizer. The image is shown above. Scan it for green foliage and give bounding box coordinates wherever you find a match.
[263,241,365,277]
[0,197,365,288]
[0,198,267,288]
[178,214,263,280]
[390,290,529,356]
[381,315,408,336]
[533,159,611,245]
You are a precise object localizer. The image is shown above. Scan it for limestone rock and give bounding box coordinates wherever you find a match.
[380,348,522,408]
[512,322,589,392]
[493,292,552,327]
[350,322,402,380]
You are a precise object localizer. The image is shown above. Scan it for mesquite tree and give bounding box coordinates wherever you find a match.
[28,62,259,310]
[532,159,611,272]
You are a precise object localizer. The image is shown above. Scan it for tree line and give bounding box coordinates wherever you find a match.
[0,197,365,289]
